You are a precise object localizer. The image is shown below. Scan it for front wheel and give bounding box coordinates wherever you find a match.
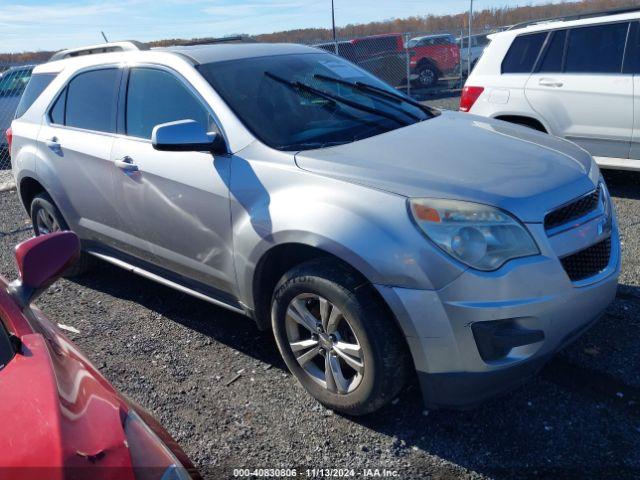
[271,260,410,415]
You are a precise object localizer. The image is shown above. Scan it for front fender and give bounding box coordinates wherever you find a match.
[228,151,466,310]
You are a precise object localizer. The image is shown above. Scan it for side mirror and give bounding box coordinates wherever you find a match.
[8,231,80,308]
[152,119,225,153]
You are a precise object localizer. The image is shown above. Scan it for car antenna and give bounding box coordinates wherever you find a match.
[101,31,109,42]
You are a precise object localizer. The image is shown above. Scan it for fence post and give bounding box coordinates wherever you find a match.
[468,0,473,77]
[460,27,464,88]
[404,33,411,97]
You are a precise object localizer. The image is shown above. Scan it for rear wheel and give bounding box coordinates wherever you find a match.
[30,192,93,276]
[271,259,410,415]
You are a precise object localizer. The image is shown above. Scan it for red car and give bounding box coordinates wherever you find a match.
[0,232,200,480]
[406,33,460,88]
[316,33,460,88]
[354,33,461,87]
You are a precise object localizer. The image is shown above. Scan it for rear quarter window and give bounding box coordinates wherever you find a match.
[501,32,547,74]
[49,87,67,125]
[14,73,53,119]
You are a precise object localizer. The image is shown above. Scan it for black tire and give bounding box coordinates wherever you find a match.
[30,192,93,277]
[414,63,439,88]
[271,259,410,416]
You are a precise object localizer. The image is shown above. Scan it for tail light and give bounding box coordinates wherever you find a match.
[459,86,484,112]
[5,127,12,154]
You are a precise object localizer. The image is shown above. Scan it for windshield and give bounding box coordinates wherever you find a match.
[198,53,433,151]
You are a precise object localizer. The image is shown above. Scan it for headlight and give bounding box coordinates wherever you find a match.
[124,410,192,480]
[600,180,613,232]
[409,198,539,271]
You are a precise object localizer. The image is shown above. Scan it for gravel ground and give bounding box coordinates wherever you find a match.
[1,124,639,479]
[422,93,462,111]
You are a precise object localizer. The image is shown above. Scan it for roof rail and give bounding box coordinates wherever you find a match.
[49,41,149,62]
[180,36,251,46]
[508,6,640,31]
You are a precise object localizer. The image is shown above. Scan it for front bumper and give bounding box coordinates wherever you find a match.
[376,219,621,409]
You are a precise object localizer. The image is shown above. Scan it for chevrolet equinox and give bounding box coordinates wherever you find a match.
[9,41,620,414]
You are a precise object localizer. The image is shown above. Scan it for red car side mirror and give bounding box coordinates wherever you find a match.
[8,232,80,308]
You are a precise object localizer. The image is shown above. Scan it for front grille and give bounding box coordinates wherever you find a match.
[560,238,611,282]
[544,186,601,231]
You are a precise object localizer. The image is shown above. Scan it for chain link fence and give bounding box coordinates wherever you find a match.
[310,28,495,99]
[0,64,35,171]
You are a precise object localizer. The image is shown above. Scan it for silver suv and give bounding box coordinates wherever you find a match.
[10,41,620,415]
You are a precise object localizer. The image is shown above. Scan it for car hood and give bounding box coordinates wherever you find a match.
[294,112,598,223]
[0,319,136,473]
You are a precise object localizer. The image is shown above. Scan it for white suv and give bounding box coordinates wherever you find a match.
[461,8,640,171]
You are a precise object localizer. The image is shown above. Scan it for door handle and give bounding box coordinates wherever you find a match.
[45,136,59,147]
[114,156,139,172]
[45,137,63,156]
[539,78,563,88]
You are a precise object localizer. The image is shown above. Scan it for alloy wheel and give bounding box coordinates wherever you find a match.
[284,293,364,394]
[419,68,435,87]
[36,208,60,235]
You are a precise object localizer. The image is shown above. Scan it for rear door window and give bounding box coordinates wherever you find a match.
[538,30,567,73]
[125,68,214,140]
[501,32,547,74]
[65,68,120,133]
[565,22,629,73]
[15,73,54,118]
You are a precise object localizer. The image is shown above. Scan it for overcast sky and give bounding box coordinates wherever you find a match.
[2,0,558,52]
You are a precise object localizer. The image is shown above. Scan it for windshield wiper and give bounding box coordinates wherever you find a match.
[314,74,438,117]
[264,71,410,126]
[276,140,350,151]
[315,74,422,121]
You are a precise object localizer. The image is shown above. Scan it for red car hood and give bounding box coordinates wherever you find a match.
[0,308,135,479]
[0,278,198,480]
